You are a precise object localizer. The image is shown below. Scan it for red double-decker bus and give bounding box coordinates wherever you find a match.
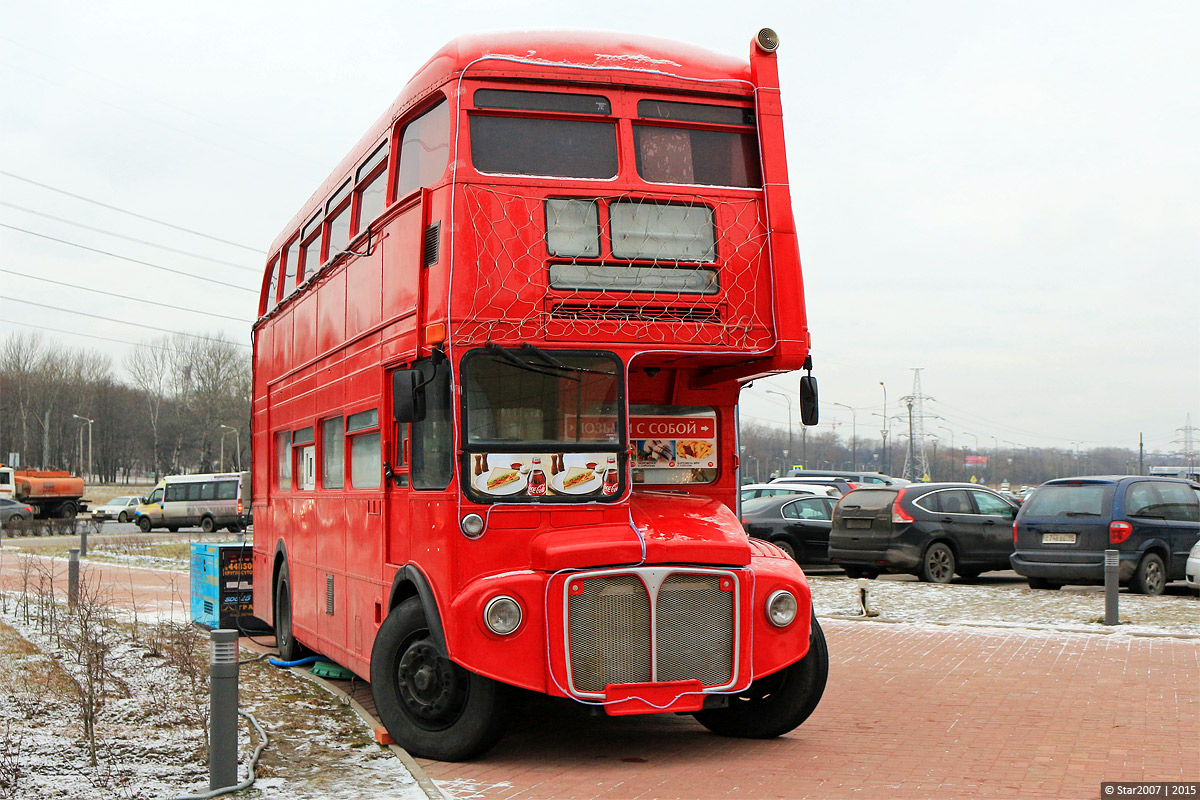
[252,28,824,760]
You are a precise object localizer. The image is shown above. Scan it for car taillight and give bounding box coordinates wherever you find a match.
[891,489,913,524]
[1012,521,1019,544]
[237,499,243,515]
[1109,521,1132,545]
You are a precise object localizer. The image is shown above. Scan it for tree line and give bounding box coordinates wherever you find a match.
[738,419,1177,488]
[0,332,249,485]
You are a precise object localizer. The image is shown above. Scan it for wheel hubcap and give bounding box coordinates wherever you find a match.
[397,640,468,729]
[928,549,952,581]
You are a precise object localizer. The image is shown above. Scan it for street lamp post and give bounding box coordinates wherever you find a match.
[219,425,241,471]
[879,382,888,475]
[72,414,93,482]
[831,402,858,470]
[765,390,794,475]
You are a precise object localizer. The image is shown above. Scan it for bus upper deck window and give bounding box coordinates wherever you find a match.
[396,100,450,200]
[634,100,761,189]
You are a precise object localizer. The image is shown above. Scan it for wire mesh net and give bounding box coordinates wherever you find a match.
[453,185,775,349]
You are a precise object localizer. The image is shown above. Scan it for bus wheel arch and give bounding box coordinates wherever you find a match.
[388,564,448,654]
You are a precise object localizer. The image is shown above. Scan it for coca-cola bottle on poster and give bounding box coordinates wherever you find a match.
[528,457,547,496]
[602,455,618,495]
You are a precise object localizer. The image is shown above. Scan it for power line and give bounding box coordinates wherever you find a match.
[0,268,251,323]
[0,200,259,272]
[0,297,250,348]
[0,169,263,253]
[0,222,258,293]
[0,318,188,354]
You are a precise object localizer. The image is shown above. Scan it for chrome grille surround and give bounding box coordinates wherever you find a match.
[563,567,741,698]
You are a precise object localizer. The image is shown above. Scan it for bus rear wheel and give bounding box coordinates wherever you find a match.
[200,516,216,534]
[370,597,511,761]
[693,614,828,739]
[274,565,307,662]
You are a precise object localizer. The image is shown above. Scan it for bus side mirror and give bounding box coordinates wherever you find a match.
[393,369,427,423]
[799,375,819,426]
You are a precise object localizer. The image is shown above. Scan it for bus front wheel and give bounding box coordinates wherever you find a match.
[370,597,511,761]
[692,614,828,739]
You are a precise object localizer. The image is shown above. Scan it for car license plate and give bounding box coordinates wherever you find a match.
[1042,533,1076,544]
[846,519,872,529]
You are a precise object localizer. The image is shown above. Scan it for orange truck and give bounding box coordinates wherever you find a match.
[0,466,88,519]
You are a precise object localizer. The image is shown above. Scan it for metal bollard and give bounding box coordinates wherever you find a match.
[68,548,80,607]
[1104,549,1120,625]
[209,629,240,790]
[80,526,88,557]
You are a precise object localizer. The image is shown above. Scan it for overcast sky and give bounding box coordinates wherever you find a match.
[1,1,1196,457]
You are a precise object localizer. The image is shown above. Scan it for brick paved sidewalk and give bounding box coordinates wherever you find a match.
[7,554,1196,799]
[417,622,1198,800]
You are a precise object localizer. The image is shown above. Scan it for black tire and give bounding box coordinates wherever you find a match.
[200,516,216,534]
[693,614,828,739]
[919,543,955,584]
[138,516,152,533]
[57,502,78,519]
[274,564,307,662]
[227,524,243,534]
[7,514,21,524]
[1027,577,1062,591]
[167,526,179,533]
[771,538,799,562]
[371,597,511,761]
[118,511,129,523]
[1130,553,1166,596]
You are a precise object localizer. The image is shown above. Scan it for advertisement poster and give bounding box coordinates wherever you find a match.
[631,414,717,470]
[468,451,620,499]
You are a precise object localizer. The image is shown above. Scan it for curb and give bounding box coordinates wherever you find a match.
[820,613,1200,640]
[287,666,450,800]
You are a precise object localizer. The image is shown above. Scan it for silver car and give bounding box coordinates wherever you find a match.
[91,495,144,523]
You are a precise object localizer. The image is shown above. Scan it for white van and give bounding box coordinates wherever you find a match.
[135,472,250,533]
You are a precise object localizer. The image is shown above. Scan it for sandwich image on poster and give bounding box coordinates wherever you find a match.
[551,465,602,495]
[474,466,526,496]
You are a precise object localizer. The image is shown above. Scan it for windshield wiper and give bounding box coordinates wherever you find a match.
[519,343,616,375]
[485,343,578,381]
[1063,511,1100,517]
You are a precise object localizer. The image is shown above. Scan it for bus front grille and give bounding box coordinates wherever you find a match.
[566,571,734,694]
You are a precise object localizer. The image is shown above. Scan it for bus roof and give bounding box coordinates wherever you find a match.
[267,31,756,257]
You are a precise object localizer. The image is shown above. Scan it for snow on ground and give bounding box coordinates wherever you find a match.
[0,588,427,800]
[808,574,1200,637]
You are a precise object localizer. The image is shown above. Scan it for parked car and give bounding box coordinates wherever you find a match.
[740,483,836,503]
[0,497,36,526]
[91,495,144,523]
[783,469,908,486]
[1186,539,1200,595]
[769,477,855,497]
[741,494,837,564]
[1010,476,1200,595]
[829,483,1019,582]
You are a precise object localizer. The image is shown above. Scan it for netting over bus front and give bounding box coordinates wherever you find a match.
[453,186,775,349]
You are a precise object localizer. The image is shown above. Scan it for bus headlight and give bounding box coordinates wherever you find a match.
[766,590,798,627]
[483,596,522,635]
[460,513,485,538]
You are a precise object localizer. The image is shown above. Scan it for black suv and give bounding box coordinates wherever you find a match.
[1011,476,1200,595]
[829,483,1018,582]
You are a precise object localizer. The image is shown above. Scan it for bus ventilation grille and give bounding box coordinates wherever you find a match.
[549,303,722,324]
[566,571,734,694]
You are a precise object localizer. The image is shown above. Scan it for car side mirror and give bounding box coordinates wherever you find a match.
[799,375,819,426]
[392,369,427,423]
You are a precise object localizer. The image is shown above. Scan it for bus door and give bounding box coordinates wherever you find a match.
[385,366,414,567]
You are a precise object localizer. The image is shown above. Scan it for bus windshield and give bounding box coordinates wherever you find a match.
[462,347,621,447]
